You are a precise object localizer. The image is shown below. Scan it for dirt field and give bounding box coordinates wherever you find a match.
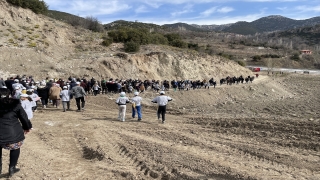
[1,73,319,180]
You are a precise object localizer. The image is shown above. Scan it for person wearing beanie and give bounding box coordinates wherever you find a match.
[131,91,142,121]
[60,86,72,112]
[71,82,87,112]
[116,92,130,121]
[151,91,173,124]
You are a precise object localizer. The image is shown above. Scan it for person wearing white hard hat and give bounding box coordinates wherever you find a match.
[131,91,142,121]
[151,91,173,124]
[116,92,130,121]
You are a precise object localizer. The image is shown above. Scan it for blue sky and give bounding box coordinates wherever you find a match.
[45,0,320,25]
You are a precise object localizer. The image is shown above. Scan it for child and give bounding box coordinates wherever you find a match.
[27,89,40,112]
[20,94,33,121]
[92,83,100,96]
[60,86,71,112]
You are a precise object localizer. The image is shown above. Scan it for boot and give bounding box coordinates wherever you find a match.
[8,166,20,177]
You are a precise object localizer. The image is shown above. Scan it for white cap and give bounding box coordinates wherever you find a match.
[14,79,19,82]
[63,86,67,89]
[120,92,126,97]
[134,92,139,96]
[160,91,165,95]
[22,87,26,90]
[20,94,29,98]
[31,86,35,89]
[76,82,80,85]
[2,86,7,89]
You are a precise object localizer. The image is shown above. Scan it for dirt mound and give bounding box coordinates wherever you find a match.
[0,0,252,80]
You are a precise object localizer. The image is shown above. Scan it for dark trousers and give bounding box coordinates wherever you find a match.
[41,98,48,106]
[93,90,99,96]
[75,97,85,110]
[157,105,166,121]
[0,148,20,168]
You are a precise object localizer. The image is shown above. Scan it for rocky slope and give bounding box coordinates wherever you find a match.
[0,0,252,80]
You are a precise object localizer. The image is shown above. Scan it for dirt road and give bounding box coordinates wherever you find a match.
[1,73,319,180]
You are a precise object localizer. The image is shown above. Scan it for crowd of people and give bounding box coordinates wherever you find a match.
[0,74,177,177]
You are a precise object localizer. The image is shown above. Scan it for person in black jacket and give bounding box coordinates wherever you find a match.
[37,82,49,108]
[0,88,32,177]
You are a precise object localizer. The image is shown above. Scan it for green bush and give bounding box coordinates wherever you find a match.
[237,60,246,67]
[170,39,187,48]
[291,53,300,61]
[124,41,140,53]
[101,38,113,47]
[7,0,48,14]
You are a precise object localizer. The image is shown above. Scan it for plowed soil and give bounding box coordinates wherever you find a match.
[1,73,319,180]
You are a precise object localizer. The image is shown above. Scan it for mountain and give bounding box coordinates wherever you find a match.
[190,15,320,35]
[270,24,320,46]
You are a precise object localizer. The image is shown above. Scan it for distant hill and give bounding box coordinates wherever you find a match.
[190,15,320,35]
[162,23,206,32]
[104,20,165,31]
[269,24,320,46]
[46,10,86,23]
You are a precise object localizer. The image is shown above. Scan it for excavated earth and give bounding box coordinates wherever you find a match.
[1,73,319,180]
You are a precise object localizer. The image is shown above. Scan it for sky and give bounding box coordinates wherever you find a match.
[45,0,320,25]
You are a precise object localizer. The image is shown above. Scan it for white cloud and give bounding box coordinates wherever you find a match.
[277,7,288,11]
[135,5,149,13]
[217,7,234,13]
[295,5,320,12]
[48,0,131,16]
[171,4,193,17]
[200,7,218,17]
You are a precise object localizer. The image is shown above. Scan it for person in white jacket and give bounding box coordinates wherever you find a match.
[60,86,72,112]
[20,94,33,120]
[116,92,130,122]
[151,91,173,124]
[131,91,142,121]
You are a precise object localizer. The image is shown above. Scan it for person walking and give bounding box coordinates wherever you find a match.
[49,84,62,108]
[116,92,130,122]
[71,82,87,112]
[131,92,142,121]
[92,83,100,96]
[0,88,32,177]
[20,94,33,121]
[60,86,71,112]
[151,91,173,124]
[37,82,49,109]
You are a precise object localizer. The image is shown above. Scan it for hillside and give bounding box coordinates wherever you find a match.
[0,0,252,80]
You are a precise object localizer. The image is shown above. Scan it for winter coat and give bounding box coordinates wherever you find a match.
[37,86,49,99]
[21,99,33,120]
[71,86,86,98]
[60,90,71,101]
[49,86,62,100]
[0,98,32,145]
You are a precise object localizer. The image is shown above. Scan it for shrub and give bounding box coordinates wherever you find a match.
[237,60,246,67]
[290,53,300,61]
[7,0,48,14]
[124,41,140,53]
[101,38,113,47]
[170,39,187,48]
